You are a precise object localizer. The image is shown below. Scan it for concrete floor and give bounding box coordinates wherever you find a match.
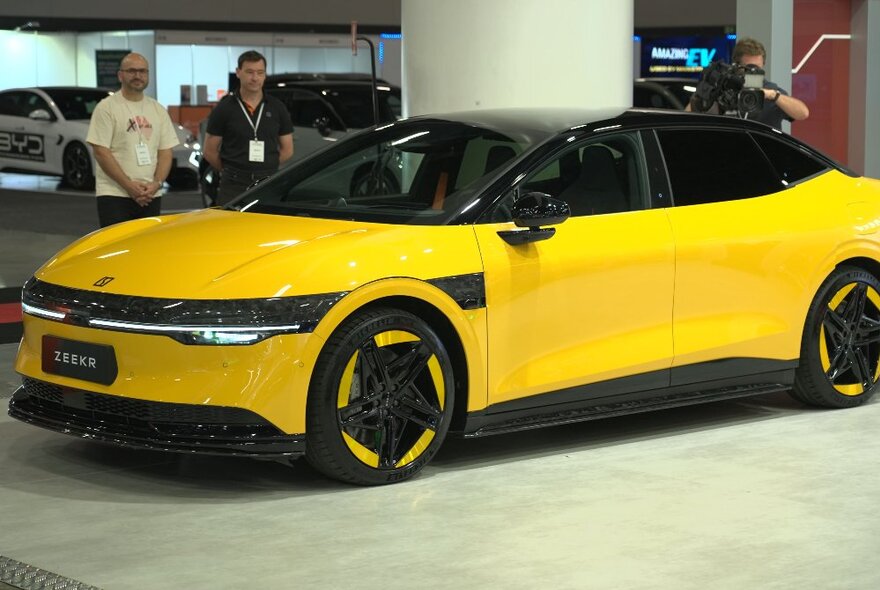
[2,174,879,590]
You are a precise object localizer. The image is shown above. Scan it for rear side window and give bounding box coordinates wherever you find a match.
[269,89,344,131]
[751,132,827,185]
[657,128,782,206]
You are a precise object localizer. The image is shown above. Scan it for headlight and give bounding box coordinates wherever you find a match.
[22,278,348,345]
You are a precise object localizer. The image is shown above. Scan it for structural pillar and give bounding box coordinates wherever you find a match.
[736,0,795,133]
[849,0,880,178]
[401,0,633,116]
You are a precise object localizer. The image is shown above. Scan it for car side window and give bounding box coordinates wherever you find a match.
[634,86,678,109]
[270,89,345,131]
[750,132,828,185]
[0,91,27,117]
[495,132,648,221]
[20,92,53,118]
[657,128,782,206]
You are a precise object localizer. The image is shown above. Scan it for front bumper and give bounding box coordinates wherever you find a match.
[9,377,305,457]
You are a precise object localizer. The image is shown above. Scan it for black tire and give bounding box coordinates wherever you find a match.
[305,307,454,485]
[62,142,95,190]
[792,266,880,407]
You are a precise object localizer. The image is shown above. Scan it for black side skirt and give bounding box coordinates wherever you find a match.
[460,358,798,438]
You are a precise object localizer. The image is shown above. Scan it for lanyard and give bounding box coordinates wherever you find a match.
[237,97,265,140]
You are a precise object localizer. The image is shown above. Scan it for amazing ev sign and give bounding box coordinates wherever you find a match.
[639,35,734,78]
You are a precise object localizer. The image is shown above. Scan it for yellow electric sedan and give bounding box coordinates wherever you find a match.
[10,108,880,485]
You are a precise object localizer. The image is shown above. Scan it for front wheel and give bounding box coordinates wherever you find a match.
[62,142,94,190]
[306,307,454,485]
[792,267,880,407]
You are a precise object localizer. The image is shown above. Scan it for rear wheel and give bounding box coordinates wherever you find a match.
[62,142,94,190]
[792,267,880,407]
[306,307,454,485]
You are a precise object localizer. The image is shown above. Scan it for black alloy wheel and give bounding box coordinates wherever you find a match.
[306,307,454,485]
[792,266,880,407]
[62,142,94,190]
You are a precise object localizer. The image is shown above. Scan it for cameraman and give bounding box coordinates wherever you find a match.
[688,37,809,130]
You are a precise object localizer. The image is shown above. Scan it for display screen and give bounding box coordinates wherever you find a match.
[639,35,735,78]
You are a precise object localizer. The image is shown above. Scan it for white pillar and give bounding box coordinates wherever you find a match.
[736,0,795,133]
[401,0,633,116]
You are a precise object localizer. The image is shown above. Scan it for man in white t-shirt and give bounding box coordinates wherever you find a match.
[87,52,179,227]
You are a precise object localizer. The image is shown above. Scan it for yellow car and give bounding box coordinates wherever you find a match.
[10,108,880,485]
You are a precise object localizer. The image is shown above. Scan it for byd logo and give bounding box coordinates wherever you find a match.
[0,132,44,161]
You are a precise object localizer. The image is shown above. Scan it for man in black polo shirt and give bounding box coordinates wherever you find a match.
[203,50,294,205]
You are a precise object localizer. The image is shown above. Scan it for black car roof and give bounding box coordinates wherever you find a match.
[265,73,398,89]
[397,107,785,138]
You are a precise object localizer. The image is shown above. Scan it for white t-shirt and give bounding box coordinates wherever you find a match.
[86,92,179,198]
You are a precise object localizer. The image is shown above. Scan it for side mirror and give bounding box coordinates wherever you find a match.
[28,109,53,121]
[498,192,570,245]
[314,116,331,137]
[512,192,570,228]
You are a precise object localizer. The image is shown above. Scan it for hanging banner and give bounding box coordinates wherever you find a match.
[96,49,132,89]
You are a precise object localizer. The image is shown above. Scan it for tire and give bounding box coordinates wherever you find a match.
[305,307,454,485]
[792,266,880,408]
[62,142,94,190]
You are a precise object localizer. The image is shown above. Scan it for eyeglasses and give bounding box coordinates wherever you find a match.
[120,68,149,75]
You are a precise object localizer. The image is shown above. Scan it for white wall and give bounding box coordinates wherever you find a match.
[0,31,76,88]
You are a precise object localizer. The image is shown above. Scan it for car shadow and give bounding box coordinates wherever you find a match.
[430,390,810,471]
[0,390,812,499]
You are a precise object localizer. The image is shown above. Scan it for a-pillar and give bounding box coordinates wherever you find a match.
[401,0,634,116]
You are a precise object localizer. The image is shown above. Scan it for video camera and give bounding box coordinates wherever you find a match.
[690,61,765,118]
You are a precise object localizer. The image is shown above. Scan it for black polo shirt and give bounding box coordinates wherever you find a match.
[206,92,293,173]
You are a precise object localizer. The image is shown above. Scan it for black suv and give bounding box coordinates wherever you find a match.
[201,73,402,205]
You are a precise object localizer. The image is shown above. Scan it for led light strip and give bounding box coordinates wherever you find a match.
[792,34,851,75]
[23,302,301,335]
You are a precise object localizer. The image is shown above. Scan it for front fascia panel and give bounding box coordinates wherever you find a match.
[15,314,322,435]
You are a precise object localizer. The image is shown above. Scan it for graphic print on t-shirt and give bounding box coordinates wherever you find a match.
[126,115,153,140]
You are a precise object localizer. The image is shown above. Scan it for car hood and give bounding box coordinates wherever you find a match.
[34,209,482,299]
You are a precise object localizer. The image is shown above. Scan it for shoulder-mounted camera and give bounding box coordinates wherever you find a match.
[691,61,765,118]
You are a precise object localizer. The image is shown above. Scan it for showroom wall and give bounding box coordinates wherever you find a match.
[0,30,155,92]
[0,29,399,109]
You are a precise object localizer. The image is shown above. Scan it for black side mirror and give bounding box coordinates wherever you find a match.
[314,116,331,137]
[498,192,570,245]
[512,192,570,228]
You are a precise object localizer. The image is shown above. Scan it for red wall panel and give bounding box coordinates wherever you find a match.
[792,0,851,164]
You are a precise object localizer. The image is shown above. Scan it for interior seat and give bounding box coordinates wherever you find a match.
[558,145,628,216]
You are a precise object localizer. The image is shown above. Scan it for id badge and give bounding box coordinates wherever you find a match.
[249,140,265,163]
[135,143,152,166]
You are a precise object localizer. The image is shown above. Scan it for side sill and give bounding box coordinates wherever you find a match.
[459,366,796,438]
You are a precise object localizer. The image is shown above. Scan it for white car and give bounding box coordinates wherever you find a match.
[0,86,199,190]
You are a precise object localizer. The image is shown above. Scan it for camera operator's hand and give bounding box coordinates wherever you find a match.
[764,88,810,122]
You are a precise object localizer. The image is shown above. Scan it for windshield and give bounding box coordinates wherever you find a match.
[43,88,110,120]
[233,120,530,225]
